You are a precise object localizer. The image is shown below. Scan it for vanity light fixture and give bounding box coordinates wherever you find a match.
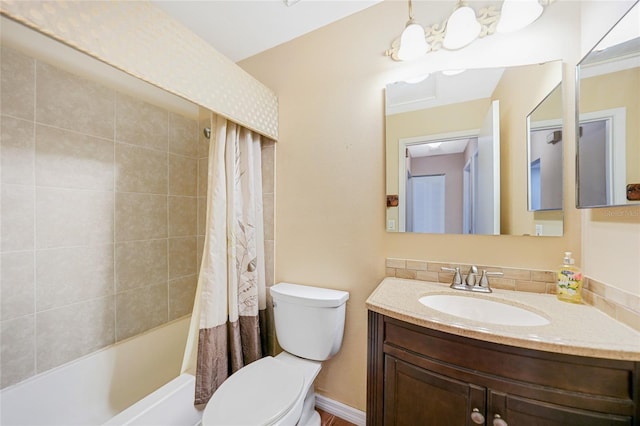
[396,0,429,61]
[385,0,555,61]
[442,1,482,50]
[496,0,544,33]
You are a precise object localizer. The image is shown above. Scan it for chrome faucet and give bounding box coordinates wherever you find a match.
[441,266,503,293]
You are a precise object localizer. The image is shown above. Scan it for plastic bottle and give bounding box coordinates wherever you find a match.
[556,252,583,303]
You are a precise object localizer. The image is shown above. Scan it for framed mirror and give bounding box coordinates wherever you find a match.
[385,61,563,236]
[576,2,640,208]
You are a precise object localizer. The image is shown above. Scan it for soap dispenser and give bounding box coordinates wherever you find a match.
[556,252,583,303]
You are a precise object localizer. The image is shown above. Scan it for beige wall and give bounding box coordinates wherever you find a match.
[240,0,591,411]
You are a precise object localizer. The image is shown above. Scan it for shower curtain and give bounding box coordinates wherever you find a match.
[182,114,267,405]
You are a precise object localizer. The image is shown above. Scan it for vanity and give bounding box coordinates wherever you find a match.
[366,278,640,425]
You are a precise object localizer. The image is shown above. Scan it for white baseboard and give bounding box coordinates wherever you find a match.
[315,394,366,426]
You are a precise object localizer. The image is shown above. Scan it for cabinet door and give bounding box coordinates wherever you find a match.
[489,391,633,426]
[384,356,486,426]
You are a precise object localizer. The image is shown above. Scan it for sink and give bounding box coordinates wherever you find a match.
[418,294,550,326]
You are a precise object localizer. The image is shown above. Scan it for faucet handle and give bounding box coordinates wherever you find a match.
[478,270,503,289]
[441,267,462,286]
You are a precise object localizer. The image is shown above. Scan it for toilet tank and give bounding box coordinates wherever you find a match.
[270,283,349,361]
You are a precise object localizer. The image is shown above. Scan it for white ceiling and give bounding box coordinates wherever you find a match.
[152,0,383,62]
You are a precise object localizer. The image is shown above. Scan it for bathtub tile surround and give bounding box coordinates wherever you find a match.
[0,43,277,388]
[386,257,640,332]
[0,45,200,388]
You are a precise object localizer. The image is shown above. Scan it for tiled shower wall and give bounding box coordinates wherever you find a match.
[0,45,204,388]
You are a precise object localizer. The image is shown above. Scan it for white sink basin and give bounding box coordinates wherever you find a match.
[418,294,550,327]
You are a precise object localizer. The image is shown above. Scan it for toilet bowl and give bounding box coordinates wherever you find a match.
[202,283,349,426]
[202,352,321,426]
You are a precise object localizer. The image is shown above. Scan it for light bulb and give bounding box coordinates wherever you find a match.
[496,0,544,33]
[443,6,481,50]
[397,20,429,61]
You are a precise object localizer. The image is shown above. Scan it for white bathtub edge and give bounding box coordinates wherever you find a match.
[102,373,203,426]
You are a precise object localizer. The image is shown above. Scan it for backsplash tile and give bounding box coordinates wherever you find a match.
[386,257,640,332]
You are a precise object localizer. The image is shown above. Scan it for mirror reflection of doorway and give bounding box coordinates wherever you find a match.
[407,174,445,233]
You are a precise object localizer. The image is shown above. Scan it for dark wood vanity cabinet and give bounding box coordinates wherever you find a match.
[367,311,640,426]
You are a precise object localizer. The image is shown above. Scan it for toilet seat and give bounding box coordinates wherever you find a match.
[202,356,305,426]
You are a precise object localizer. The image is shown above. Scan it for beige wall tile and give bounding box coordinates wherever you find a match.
[515,280,547,293]
[115,143,167,194]
[1,315,35,388]
[36,296,115,372]
[416,271,439,282]
[616,306,640,332]
[168,237,197,279]
[169,154,197,196]
[0,46,35,121]
[500,268,532,281]
[1,185,34,251]
[386,258,406,269]
[36,188,113,249]
[169,112,197,158]
[263,194,274,241]
[531,270,555,283]
[116,284,168,341]
[198,158,208,197]
[116,93,168,151]
[406,260,427,271]
[261,143,275,194]
[1,116,35,185]
[116,239,168,292]
[36,125,114,190]
[169,274,197,320]
[115,192,167,242]
[36,62,114,139]
[396,269,417,279]
[264,239,274,288]
[168,196,197,237]
[197,236,205,274]
[36,245,114,311]
[197,197,207,236]
[1,252,35,321]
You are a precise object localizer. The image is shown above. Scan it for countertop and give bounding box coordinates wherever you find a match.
[366,277,640,361]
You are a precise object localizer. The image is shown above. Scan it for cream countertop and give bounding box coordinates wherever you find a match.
[366,277,640,361]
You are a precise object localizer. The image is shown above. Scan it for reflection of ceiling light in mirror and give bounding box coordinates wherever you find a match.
[595,3,640,51]
[496,0,544,33]
[442,69,466,76]
[404,74,430,84]
[443,3,482,50]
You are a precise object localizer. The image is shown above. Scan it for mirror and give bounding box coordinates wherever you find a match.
[385,61,563,236]
[527,83,563,212]
[576,2,640,208]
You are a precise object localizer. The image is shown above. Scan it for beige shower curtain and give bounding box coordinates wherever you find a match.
[182,114,267,405]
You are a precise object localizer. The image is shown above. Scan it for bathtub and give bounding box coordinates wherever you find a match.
[0,317,202,426]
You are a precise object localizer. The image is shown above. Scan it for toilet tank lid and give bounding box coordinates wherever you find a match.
[271,283,349,308]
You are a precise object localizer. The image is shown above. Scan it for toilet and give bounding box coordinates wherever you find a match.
[202,282,350,426]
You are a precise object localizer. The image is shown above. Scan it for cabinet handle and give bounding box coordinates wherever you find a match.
[470,408,485,424]
[493,414,508,426]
